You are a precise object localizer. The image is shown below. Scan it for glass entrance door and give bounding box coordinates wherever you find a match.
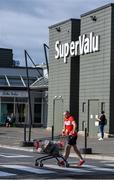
[0,103,14,125]
[88,100,99,137]
[0,104,7,124]
[15,103,26,123]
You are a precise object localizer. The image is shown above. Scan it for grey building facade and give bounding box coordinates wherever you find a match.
[79,4,113,137]
[48,3,114,137]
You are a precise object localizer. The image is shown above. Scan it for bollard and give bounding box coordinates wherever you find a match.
[80,122,92,154]
[24,124,26,142]
[52,125,54,140]
[20,124,33,147]
[85,127,87,149]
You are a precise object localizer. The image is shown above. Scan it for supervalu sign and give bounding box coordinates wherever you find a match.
[55,32,99,63]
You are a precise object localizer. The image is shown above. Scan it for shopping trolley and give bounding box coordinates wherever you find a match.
[33,135,69,167]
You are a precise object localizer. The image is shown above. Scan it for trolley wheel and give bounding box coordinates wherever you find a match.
[40,163,43,167]
[65,163,69,167]
[35,162,39,166]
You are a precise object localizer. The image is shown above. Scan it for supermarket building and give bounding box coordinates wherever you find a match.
[47,3,114,137]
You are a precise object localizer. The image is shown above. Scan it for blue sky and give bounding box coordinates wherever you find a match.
[0,0,113,66]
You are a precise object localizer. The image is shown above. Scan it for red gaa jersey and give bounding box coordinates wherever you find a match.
[64,115,77,136]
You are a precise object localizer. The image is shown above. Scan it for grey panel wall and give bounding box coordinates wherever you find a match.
[48,19,80,133]
[79,5,111,135]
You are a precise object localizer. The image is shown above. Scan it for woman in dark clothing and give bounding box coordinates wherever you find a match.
[97,111,106,140]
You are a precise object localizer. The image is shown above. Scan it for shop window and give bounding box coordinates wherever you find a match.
[0,103,14,124]
[34,104,41,123]
[82,102,86,112]
[16,103,26,123]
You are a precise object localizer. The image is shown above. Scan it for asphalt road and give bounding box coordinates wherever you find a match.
[0,147,114,179]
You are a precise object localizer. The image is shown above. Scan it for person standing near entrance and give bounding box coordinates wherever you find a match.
[5,113,12,127]
[96,111,107,140]
[59,110,85,166]
[5,113,15,127]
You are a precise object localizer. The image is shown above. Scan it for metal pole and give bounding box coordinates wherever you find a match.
[80,122,92,154]
[52,98,55,140]
[24,50,32,142]
[24,124,26,142]
[52,125,54,141]
[43,43,49,74]
[85,127,87,149]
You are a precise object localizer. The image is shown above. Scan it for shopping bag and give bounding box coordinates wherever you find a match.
[95,121,99,126]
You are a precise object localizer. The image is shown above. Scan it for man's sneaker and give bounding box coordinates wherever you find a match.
[77,159,85,166]
[57,160,65,166]
[98,137,103,141]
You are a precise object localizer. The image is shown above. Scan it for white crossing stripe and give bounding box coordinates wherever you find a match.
[100,160,114,163]
[78,164,97,168]
[106,164,114,167]
[1,165,55,174]
[91,167,114,172]
[45,164,92,173]
[0,153,33,158]
[0,171,16,177]
[81,164,114,173]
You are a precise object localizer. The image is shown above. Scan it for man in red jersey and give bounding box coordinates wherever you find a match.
[59,111,85,166]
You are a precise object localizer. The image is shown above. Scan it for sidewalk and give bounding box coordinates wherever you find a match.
[0,127,114,160]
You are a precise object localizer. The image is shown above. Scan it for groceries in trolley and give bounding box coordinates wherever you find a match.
[34,139,65,155]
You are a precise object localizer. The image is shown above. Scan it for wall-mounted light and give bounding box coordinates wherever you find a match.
[56,27,61,32]
[90,15,97,21]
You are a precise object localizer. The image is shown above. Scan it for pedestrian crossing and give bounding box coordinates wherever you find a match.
[0,170,16,177]
[0,153,33,158]
[45,164,92,173]
[45,162,114,174]
[0,160,114,178]
[1,165,54,174]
